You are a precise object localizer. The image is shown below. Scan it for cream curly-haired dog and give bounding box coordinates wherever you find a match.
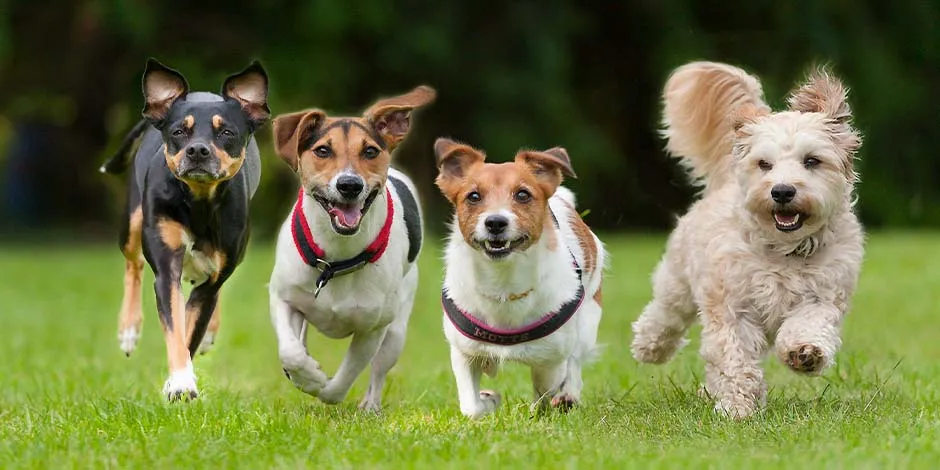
[631,61,864,419]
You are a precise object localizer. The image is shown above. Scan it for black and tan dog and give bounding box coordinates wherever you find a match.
[101,59,270,401]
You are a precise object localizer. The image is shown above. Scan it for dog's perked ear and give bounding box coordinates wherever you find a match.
[787,66,862,178]
[434,138,484,202]
[731,104,770,135]
[365,86,437,151]
[222,61,271,129]
[515,147,577,195]
[141,58,188,126]
[272,109,327,171]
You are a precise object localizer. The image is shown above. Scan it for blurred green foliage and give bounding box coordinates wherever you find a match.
[0,1,937,237]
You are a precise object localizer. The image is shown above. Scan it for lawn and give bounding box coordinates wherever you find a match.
[1,233,939,469]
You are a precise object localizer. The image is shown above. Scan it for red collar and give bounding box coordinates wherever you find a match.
[291,187,394,296]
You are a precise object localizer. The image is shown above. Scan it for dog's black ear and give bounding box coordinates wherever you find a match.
[434,138,484,202]
[142,58,188,126]
[223,61,271,129]
[365,86,436,151]
[272,109,326,171]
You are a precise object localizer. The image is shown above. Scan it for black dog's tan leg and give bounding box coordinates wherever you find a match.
[118,206,145,356]
[150,219,198,401]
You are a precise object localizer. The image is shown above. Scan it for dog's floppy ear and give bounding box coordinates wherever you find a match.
[434,138,484,202]
[515,147,577,195]
[365,86,437,151]
[141,58,188,126]
[222,61,271,129]
[272,109,326,171]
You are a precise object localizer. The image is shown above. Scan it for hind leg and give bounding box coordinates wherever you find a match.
[359,268,417,412]
[190,293,221,355]
[631,258,697,364]
[117,206,145,356]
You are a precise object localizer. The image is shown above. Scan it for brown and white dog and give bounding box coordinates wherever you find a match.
[268,86,434,411]
[434,139,605,419]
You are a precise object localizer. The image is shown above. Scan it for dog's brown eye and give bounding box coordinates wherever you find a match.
[220,129,235,137]
[362,146,380,160]
[313,146,332,158]
[758,160,773,171]
[466,191,482,204]
[171,129,185,137]
[803,156,821,168]
[514,189,532,203]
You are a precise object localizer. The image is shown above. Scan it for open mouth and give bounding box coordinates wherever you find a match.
[772,210,806,232]
[480,237,527,260]
[312,188,380,235]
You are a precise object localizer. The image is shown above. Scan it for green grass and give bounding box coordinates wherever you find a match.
[1,233,939,468]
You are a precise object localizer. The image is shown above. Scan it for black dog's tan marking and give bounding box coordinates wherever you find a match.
[101,58,270,401]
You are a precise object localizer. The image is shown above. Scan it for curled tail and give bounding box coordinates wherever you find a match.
[99,119,149,174]
[662,61,769,191]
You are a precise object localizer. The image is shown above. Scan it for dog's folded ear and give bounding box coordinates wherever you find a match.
[272,110,327,171]
[365,86,436,151]
[434,138,485,201]
[515,147,577,195]
[223,61,271,129]
[142,58,188,126]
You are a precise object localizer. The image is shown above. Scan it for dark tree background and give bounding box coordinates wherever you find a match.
[0,0,937,238]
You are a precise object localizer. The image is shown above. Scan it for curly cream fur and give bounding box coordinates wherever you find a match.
[632,62,864,419]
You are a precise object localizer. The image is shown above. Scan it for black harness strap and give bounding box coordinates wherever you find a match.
[387,174,422,263]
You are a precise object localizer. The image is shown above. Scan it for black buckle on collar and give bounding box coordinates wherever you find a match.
[310,255,372,297]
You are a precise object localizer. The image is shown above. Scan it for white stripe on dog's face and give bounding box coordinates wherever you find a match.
[444,162,554,260]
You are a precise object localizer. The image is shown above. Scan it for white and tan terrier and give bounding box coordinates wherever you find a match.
[268,86,434,411]
[631,61,864,418]
[434,139,605,419]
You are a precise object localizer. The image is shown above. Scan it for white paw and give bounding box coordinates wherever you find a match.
[118,326,141,357]
[196,332,216,355]
[318,380,350,405]
[359,396,382,413]
[163,362,199,402]
[714,397,757,420]
[462,390,501,419]
[280,350,328,396]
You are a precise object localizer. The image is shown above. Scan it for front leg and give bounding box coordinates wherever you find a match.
[317,328,387,404]
[146,221,197,402]
[775,302,843,375]
[451,347,500,419]
[700,306,768,419]
[271,293,327,395]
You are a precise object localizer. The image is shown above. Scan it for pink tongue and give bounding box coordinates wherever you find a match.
[775,213,796,223]
[329,204,362,227]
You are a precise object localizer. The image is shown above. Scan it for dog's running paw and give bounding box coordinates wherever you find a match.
[196,332,216,356]
[281,355,328,396]
[118,326,141,357]
[317,381,350,405]
[163,365,198,402]
[358,396,382,413]
[785,344,826,374]
[714,397,758,420]
[550,393,579,412]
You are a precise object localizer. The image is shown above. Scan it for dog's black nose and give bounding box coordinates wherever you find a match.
[185,143,211,161]
[336,175,365,199]
[771,184,797,203]
[484,215,509,235]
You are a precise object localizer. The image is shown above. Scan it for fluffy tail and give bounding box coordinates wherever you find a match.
[662,61,769,190]
[99,119,149,174]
